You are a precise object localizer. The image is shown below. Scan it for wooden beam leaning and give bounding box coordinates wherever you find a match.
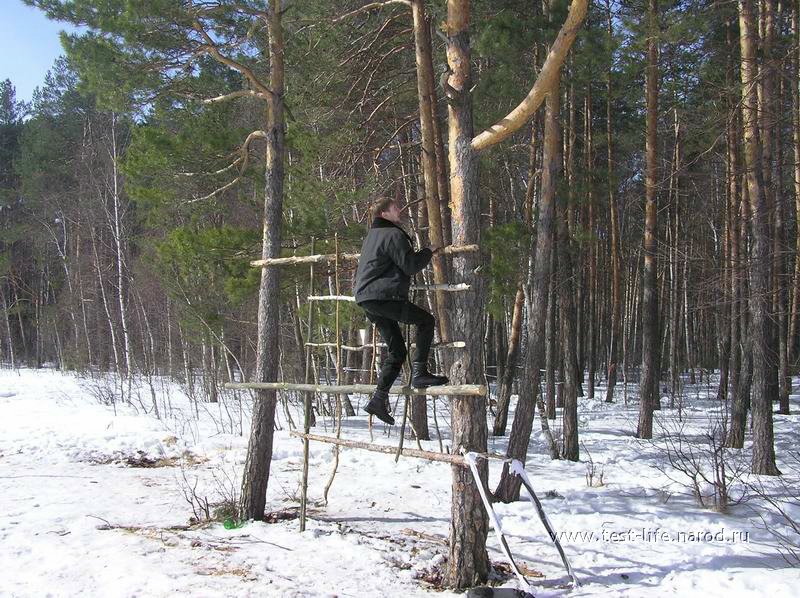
[224,381,487,396]
[251,244,479,267]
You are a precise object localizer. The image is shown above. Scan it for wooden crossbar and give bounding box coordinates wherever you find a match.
[308,294,356,302]
[290,432,508,465]
[412,283,471,292]
[224,381,487,396]
[308,284,470,303]
[291,431,467,464]
[305,340,466,351]
[251,244,479,267]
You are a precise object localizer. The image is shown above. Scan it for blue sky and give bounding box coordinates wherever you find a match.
[0,1,81,103]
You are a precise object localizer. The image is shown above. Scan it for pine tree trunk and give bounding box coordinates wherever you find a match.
[789,4,800,371]
[585,90,597,401]
[727,108,741,410]
[637,0,661,439]
[737,0,780,474]
[411,0,451,342]
[772,6,789,415]
[717,147,732,404]
[492,287,524,436]
[545,267,557,419]
[759,0,780,410]
[443,1,489,586]
[495,79,561,501]
[240,4,288,520]
[493,113,542,436]
[730,169,753,448]
[556,145,580,461]
[604,0,621,404]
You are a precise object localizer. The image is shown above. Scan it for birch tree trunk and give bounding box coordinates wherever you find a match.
[108,112,132,389]
[0,285,15,368]
[91,228,121,378]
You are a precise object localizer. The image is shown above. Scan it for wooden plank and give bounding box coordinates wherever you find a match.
[251,244,479,267]
[224,381,487,396]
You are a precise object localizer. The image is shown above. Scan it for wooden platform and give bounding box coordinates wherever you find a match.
[224,381,487,396]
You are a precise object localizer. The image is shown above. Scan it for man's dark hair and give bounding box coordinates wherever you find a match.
[370,197,397,220]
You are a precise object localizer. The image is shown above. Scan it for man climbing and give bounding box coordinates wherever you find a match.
[355,197,449,425]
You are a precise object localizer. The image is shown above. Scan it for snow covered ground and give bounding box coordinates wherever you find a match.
[1,367,799,597]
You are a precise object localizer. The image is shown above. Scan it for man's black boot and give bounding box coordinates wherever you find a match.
[411,362,449,388]
[364,389,395,425]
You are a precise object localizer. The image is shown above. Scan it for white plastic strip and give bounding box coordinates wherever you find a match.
[510,459,580,587]
[464,452,531,592]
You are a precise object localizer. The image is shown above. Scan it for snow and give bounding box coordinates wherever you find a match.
[1,367,799,597]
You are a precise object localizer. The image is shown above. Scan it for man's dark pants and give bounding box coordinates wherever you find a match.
[359,299,434,392]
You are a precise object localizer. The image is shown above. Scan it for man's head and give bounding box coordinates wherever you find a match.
[372,197,403,225]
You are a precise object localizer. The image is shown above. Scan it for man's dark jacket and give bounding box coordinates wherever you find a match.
[354,217,432,304]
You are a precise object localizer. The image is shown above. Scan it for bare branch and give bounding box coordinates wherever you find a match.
[471,0,588,152]
[372,116,417,165]
[193,21,274,98]
[176,157,243,178]
[333,0,411,23]
[185,130,268,203]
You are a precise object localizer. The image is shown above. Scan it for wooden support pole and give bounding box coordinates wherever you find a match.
[323,233,343,505]
[300,237,316,532]
[225,381,487,396]
[251,244,479,267]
